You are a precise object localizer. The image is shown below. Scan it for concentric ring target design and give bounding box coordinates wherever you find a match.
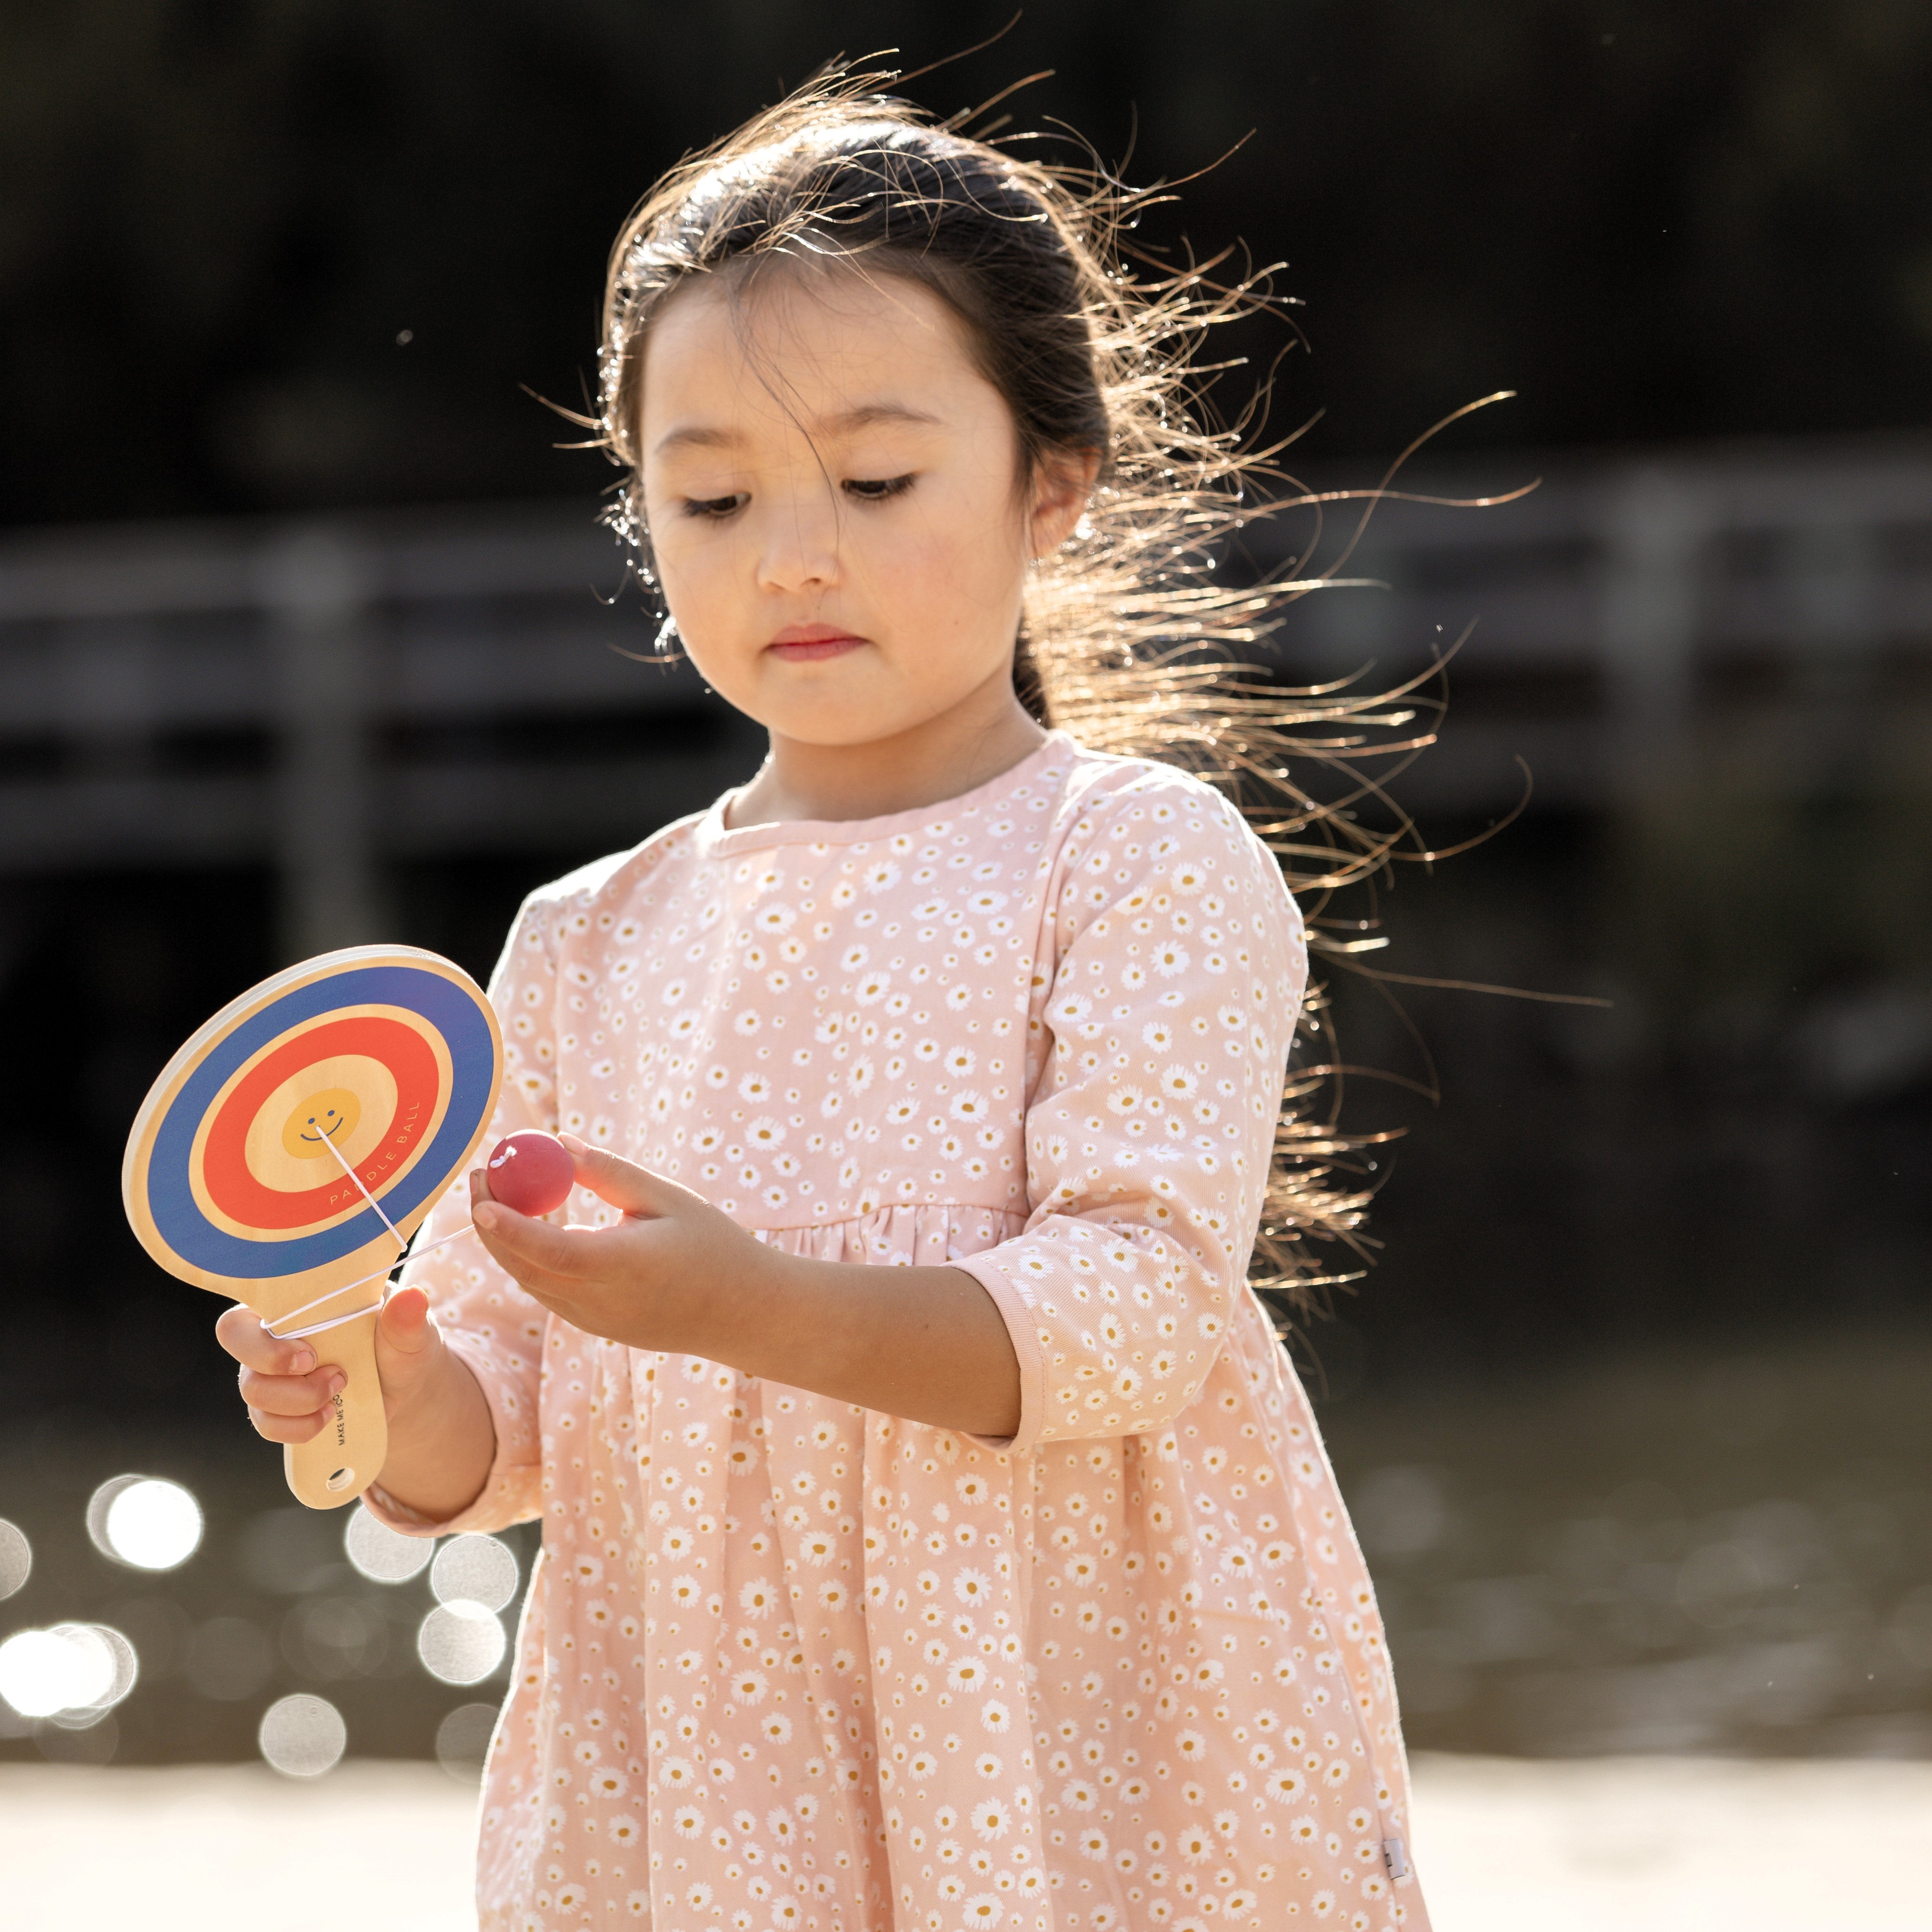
[125,953,502,1297]
[196,1013,444,1234]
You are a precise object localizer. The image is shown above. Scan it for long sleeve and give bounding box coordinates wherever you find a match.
[362,894,561,1536]
[952,773,1307,1456]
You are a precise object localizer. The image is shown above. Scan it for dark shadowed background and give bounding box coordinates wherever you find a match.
[1,1,1927,1770]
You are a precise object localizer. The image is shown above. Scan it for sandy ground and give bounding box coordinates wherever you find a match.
[1410,1753,1932,1927]
[1,1753,1928,1929]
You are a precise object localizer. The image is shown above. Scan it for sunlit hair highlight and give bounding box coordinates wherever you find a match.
[590,62,1514,1325]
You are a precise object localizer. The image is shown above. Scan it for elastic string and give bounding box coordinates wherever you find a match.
[269,1296,386,1343]
[261,1220,478,1343]
[313,1126,408,1253]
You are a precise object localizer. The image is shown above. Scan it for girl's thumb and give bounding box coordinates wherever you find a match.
[376,1285,441,1383]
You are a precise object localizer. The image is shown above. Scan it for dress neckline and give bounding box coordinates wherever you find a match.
[694,729,1077,856]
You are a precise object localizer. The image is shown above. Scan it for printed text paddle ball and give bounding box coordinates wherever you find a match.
[121,946,504,1510]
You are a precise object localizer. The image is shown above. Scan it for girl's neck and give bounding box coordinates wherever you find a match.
[725,681,1048,830]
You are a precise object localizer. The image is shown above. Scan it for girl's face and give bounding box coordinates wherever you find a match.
[638,265,1085,751]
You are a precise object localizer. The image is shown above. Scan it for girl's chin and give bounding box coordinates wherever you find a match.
[756,696,959,749]
[764,715,911,749]
[733,662,1014,745]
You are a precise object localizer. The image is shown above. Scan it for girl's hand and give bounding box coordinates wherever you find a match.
[468,1137,771,1355]
[470,1134,1021,1437]
[215,1285,453,1447]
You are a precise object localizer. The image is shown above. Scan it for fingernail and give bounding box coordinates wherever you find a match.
[291,1349,315,1373]
[474,1201,499,1230]
[327,1373,346,1397]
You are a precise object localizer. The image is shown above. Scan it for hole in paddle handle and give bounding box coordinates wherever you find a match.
[326,1467,356,1493]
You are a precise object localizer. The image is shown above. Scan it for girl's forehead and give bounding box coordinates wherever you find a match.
[641,263,988,436]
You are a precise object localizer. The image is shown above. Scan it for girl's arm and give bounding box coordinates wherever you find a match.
[468,1151,1022,1440]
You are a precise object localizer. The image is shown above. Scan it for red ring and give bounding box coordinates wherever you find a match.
[201,1016,440,1232]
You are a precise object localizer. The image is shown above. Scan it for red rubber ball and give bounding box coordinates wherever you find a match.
[483,1130,576,1217]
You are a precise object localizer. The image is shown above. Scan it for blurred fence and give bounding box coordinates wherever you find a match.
[1265,436,1932,815]
[0,506,763,957]
[0,438,1928,941]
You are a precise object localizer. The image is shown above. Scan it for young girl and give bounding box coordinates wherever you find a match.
[223,74,1432,1931]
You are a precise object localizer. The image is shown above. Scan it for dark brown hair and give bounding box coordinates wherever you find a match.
[591,64,1481,1319]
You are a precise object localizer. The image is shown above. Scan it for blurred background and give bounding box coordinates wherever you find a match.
[1,0,1928,1828]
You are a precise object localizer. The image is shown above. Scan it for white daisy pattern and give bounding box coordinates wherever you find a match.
[373,732,1430,1928]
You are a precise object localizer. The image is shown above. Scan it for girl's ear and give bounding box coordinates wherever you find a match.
[1027,448,1103,559]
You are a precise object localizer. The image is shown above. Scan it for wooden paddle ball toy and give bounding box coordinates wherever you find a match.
[122,946,512,1510]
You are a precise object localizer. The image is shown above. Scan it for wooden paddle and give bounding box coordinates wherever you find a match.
[123,946,503,1509]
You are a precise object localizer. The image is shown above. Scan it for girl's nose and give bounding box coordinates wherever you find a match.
[753,493,843,594]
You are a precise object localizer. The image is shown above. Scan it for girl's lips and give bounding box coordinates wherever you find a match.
[767,631,865,662]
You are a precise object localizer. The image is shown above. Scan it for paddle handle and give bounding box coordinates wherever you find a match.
[284,1305,388,1510]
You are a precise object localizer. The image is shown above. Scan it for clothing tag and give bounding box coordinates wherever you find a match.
[1381,1838,1411,1881]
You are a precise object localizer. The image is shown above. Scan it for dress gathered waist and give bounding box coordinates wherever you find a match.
[749,1200,1027,1266]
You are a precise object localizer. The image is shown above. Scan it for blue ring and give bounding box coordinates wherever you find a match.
[146,966,495,1279]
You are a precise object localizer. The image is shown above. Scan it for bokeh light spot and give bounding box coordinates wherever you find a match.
[259,1693,347,1778]
[0,1520,30,1600]
[47,1624,138,1726]
[0,1630,93,1718]
[281,1598,387,1680]
[431,1533,519,1612]
[84,1476,142,1559]
[91,1477,203,1571]
[344,1505,434,1583]
[0,1624,137,1721]
[418,1600,506,1684]
[435,1701,500,1782]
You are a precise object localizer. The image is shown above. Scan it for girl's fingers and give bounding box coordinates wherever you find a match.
[247,1402,329,1446]
[469,1203,597,1281]
[559,1136,692,1215]
[220,1304,337,1447]
[238,1363,346,1417]
[215,1301,317,1377]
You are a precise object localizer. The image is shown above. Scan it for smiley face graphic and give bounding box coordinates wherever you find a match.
[280,1087,364,1161]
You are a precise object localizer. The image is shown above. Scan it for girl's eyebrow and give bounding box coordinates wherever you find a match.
[653,401,943,456]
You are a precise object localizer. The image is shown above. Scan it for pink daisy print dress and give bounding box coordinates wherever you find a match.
[372,731,1431,1931]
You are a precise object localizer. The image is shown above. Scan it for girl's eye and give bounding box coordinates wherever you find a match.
[843,474,916,502]
[681,493,747,519]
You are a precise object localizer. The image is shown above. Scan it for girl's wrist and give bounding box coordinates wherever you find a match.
[385,1331,480,1451]
[682,1227,795,1365]
[375,1339,495,1521]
